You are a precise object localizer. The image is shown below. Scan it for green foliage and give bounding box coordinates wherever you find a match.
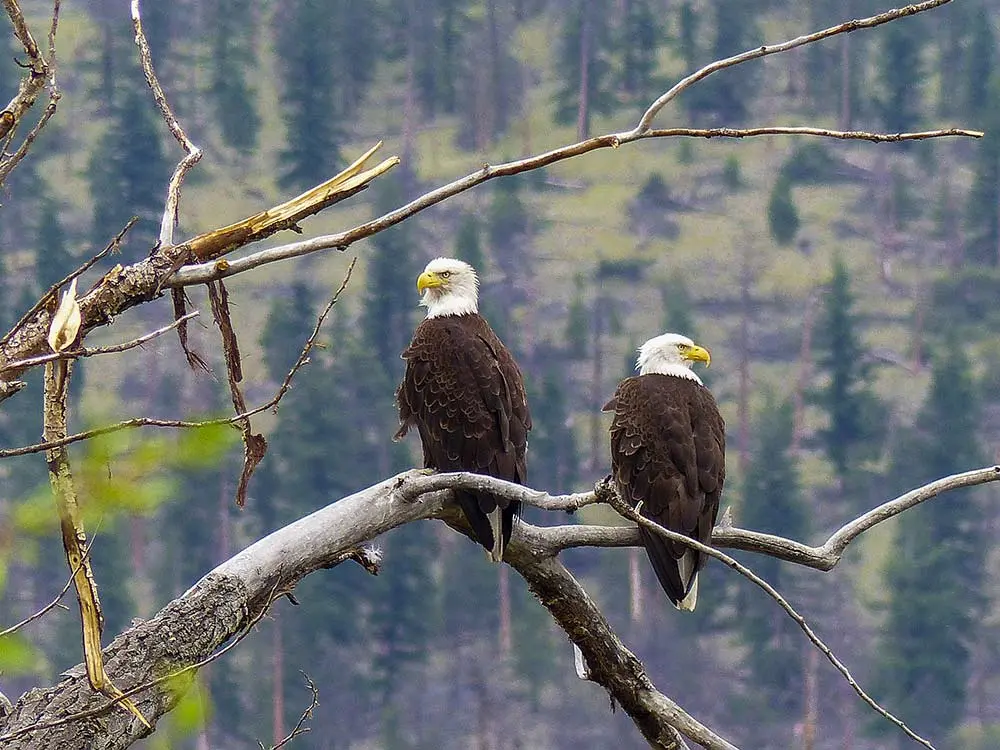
[363,166,421,375]
[766,174,799,246]
[565,273,590,355]
[660,273,695,337]
[721,155,743,191]
[737,395,807,721]
[275,0,343,190]
[683,0,760,122]
[527,371,580,494]
[871,340,986,740]
[965,75,1000,266]
[875,16,924,141]
[926,266,1000,342]
[259,280,316,382]
[964,5,995,123]
[779,143,854,185]
[554,0,616,133]
[618,0,662,104]
[0,632,43,676]
[34,191,73,291]
[812,257,886,489]
[454,213,485,271]
[207,0,261,155]
[676,1,698,70]
[88,86,170,257]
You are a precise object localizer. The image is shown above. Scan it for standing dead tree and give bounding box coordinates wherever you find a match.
[0,0,986,748]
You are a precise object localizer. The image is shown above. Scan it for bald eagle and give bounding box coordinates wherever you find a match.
[395,258,531,562]
[603,333,725,611]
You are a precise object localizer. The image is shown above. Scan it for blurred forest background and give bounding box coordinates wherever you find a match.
[2,0,1000,748]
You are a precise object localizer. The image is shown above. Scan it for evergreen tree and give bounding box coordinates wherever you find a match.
[363,168,420,376]
[812,257,886,492]
[875,16,924,141]
[527,371,580,495]
[660,273,696,336]
[454,213,485,271]
[685,0,760,122]
[676,1,698,71]
[871,340,986,741]
[963,5,994,123]
[275,0,342,191]
[554,0,616,136]
[737,396,808,726]
[88,86,170,257]
[34,191,74,291]
[618,0,662,104]
[207,0,261,156]
[260,280,315,383]
[964,74,1000,266]
[565,273,590,355]
[767,174,800,246]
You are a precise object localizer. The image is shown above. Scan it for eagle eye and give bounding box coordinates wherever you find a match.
[440,271,452,278]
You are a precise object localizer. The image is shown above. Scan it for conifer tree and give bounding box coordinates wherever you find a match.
[871,340,986,741]
[963,5,994,123]
[34,191,74,291]
[812,258,886,493]
[275,0,342,191]
[260,280,315,383]
[618,0,662,105]
[875,16,925,141]
[363,168,420,376]
[554,0,615,136]
[965,74,1000,266]
[767,174,800,246]
[88,85,170,257]
[528,371,580,495]
[207,0,261,156]
[737,396,808,725]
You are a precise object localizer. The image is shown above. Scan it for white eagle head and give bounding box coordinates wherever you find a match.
[636,333,711,383]
[417,257,480,318]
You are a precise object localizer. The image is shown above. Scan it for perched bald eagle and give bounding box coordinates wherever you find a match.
[395,258,531,562]
[603,333,725,611]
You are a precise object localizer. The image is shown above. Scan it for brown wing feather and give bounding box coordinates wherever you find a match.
[607,374,725,607]
[396,314,530,554]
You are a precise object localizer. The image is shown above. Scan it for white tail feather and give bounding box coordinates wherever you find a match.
[489,507,504,563]
[677,573,699,612]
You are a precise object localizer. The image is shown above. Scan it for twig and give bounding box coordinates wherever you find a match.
[0,583,282,744]
[130,0,201,247]
[601,489,936,750]
[0,218,138,350]
[0,259,357,459]
[263,672,318,750]
[630,0,954,135]
[0,312,198,374]
[0,535,89,637]
[167,120,979,287]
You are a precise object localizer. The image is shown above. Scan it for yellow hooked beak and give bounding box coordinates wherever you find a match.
[684,344,711,368]
[417,271,445,294]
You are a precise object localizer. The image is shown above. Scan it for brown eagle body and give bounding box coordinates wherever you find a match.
[605,371,725,609]
[396,312,531,559]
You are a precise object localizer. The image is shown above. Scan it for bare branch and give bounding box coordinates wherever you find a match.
[0,0,60,185]
[168,123,979,287]
[0,258,356,459]
[0,312,198,374]
[629,0,954,135]
[265,673,318,750]
[130,0,201,246]
[599,486,936,750]
[0,539,84,638]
